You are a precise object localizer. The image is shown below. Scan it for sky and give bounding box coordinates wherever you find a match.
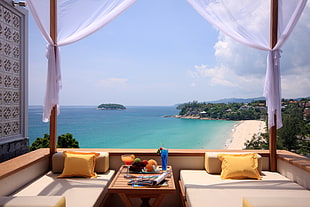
[28,0,310,107]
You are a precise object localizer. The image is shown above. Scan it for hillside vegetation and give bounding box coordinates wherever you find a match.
[178,99,310,156]
[245,98,310,156]
[177,100,266,120]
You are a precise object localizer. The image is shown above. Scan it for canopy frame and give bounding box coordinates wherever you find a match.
[50,0,57,156]
[31,0,306,166]
[269,0,278,172]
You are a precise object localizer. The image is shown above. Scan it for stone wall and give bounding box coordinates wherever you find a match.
[0,138,28,162]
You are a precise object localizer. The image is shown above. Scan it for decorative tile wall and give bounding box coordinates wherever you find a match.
[0,2,28,162]
[0,4,21,137]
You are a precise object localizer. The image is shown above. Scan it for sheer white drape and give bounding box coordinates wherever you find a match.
[187,0,307,129]
[27,0,137,122]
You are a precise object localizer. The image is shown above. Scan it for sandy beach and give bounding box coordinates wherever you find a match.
[227,120,266,149]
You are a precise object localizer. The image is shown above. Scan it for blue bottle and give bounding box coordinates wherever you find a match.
[161,148,168,171]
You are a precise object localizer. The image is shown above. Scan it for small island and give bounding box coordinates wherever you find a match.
[97,104,126,110]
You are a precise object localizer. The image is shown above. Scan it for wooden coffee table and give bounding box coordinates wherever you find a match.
[108,165,176,207]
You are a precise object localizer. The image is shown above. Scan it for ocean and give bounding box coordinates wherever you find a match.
[28,106,237,149]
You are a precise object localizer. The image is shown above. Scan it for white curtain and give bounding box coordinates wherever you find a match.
[187,0,307,129]
[27,0,137,122]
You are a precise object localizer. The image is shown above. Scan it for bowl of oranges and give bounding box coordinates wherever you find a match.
[129,158,160,173]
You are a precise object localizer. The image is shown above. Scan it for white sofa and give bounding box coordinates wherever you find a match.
[179,152,310,207]
[10,152,115,207]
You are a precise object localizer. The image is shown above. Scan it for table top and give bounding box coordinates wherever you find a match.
[108,165,176,194]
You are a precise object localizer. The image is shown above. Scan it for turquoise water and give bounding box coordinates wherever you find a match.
[28,106,237,149]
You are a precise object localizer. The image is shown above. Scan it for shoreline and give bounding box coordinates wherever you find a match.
[226,120,266,149]
[173,115,227,120]
[174,115,266,150]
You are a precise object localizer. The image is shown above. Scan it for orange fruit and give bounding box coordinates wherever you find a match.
[148,159,157,166]
[145,163,154,172]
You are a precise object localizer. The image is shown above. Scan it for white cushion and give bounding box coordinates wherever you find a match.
[180,170,310,207]
[0,196,65,207]
[14,170,115,207]
[243,196,310,207]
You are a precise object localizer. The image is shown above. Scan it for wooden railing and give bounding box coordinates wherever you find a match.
[0,148,309,196]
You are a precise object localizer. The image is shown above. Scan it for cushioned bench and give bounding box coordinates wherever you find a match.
[242,196,310,207]
[12,151,115,207]
[0,196,65,207]
[179,152,310,207]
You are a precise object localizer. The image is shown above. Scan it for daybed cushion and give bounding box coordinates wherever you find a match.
[205,152,262,174]
[243,196,310,207]
[0,196,65,207]
[52,151,109,173]
[58,151,99,178]
[180,170,310,207]
[13,170,115,207]
[218,153,261,180]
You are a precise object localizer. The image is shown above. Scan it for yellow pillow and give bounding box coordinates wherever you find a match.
[58,151,100,178]
[217,153,261,180]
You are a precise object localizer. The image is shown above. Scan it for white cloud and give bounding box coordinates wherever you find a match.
[214,34,266,76]
[189,2,310,99]
[190,64,238,87]
[277,2,310,98]
[281,66,310,98]
[189,63,264,94]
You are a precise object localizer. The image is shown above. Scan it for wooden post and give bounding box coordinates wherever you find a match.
[269,0,278,172]
[49,0,57,156]
[269,112,277,171]
[50,106,57,155]
[270,0,278,49]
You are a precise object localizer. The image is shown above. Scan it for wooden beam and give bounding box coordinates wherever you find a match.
[50,106,57,155]
[270,0,278,49]
[269,0,278,172]
[49,0,57,156]
[269,112,277,171]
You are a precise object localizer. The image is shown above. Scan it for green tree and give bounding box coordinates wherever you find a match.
[178,101,267,121]
[297,140,310,156]
[57,133,79,148]
[29,134,50,151]
[245,134,268,150]
[30,133,79,151]
[277,107,303,151]
[244,98,310,155]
